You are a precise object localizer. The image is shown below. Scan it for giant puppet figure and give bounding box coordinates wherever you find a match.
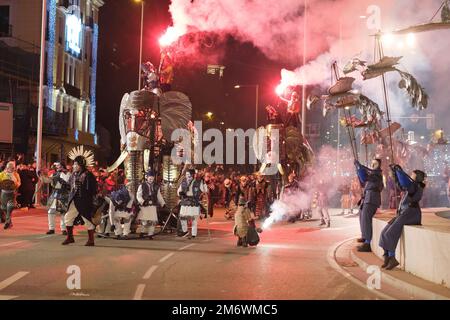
[107,57,192,203]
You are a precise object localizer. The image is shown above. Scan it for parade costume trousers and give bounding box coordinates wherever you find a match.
[180,217,198,236]
[64,203,95,230]
[114,218,132,236]
[141,220,156,236]
[318,206,330,224]
[48,208,66,231]
[379,212,421,252]
[1,191,15,224]
[359,203,378,241]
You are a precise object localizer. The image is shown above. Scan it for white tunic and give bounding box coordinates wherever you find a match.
[177,179,207,218]
[108,198,134,220]
[49,172,71,210]
[136,182,165,222]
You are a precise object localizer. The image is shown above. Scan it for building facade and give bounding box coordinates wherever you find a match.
[0,0,104,164]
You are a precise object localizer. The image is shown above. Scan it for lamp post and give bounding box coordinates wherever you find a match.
[234,84,259,130]
[234,84,259,171]
[35,0,47,206]
[134,0,145,90]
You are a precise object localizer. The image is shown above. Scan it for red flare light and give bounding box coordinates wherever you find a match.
[159,26,182,47]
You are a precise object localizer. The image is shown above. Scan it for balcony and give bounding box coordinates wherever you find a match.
[64,83,81,99]
[30,106,69,137]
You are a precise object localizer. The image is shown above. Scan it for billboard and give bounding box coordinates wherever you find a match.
[0,102,13,143]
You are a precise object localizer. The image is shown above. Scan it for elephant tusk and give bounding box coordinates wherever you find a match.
[107,150,129,173]
[143,149,150,173]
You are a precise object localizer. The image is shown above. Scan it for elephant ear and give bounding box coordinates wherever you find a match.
[397,70,428,110]
[159,91,193,140]
[119,93,130,145]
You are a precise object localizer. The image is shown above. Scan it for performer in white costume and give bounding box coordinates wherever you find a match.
[136,169,166,239]
[46,162,71,235]
[177,169,207,239]
[108,187,134,240]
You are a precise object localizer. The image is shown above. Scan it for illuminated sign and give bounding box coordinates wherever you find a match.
[65,6,82,58]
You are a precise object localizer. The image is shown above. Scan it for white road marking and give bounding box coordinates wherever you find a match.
[0,241,27,248]
[158,252,175,263]
[133,284,146,300]
[0,272,29,291]
[36,235,53,239]
[142,265,158,280]
[178,244,196,251]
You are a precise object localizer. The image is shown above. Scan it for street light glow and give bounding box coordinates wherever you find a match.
[406,33,416,47]
[234,85,240,89]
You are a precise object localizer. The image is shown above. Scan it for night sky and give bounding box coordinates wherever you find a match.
[96,0,302,162]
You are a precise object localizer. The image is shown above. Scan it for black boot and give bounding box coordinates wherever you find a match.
[381,255,390,268]
[385,257,399,270]
[237,237,243,247]
[242,236,248,248]
[62,226,75,245]
[357,238,365,243]
[319,220,326,226]
[85,230,95,246]
[357,242,371,252]
[46,230,55,235]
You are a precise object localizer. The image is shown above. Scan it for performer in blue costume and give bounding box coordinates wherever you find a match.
[379,165,426,270]
[354,159,384,252]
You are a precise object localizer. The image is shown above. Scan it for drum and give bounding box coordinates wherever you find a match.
[0,180,16,191]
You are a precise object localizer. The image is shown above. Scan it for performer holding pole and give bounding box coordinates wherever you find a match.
[136,169,166,239]
[46,162,71,235]
[63,147,97,246]
[177,169,207,239]
[280,91,301,128]
[378,165,426,270]
[0,161,21,230]
[354,158,384,252]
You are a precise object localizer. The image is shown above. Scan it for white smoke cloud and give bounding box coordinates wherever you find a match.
[166,0,450,130]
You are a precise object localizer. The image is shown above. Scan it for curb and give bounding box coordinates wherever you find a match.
[326,238,394,300]
[350,247,450,300]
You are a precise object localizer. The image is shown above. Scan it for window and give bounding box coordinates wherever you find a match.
[0,6,10,37]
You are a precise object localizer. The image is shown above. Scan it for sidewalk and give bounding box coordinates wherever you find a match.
[333,238,450,300]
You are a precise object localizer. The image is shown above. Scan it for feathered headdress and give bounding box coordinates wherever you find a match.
[68,145,95,167]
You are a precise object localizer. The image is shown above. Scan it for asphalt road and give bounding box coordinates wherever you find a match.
[0,207,381,300]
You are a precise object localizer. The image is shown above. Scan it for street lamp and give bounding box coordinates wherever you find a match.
[234,84,259,171]
[234,84,259,130]
[134,0,145,90]
[35,0,47,206]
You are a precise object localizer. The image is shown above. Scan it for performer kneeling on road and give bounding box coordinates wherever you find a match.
[234,175,256,247]
[355,158,384,252]
[177,169,207,239]
[137,169,166,239]
[108,186,134,240]
[379,165,426,270]
[47,162,71,235]
[63,148,97,246]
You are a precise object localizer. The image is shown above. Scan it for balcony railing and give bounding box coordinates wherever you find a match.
[30,106,69,137]
[64,83,81,99]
